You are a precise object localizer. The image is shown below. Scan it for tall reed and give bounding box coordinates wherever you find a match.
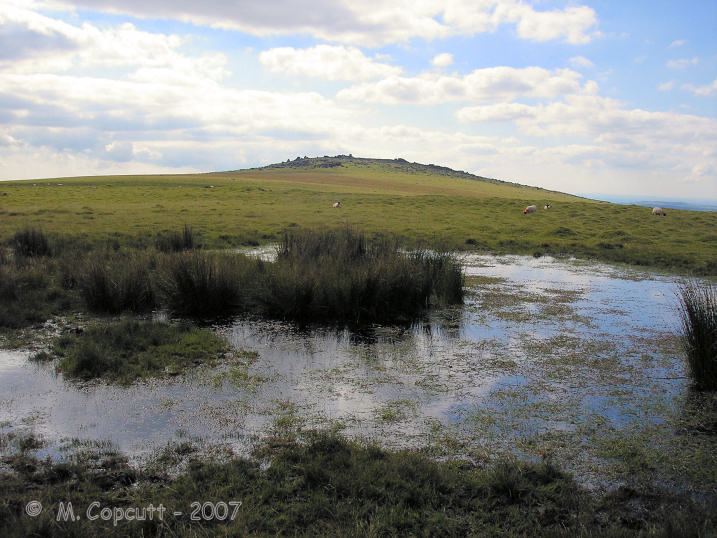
[158,251,256,317]
[155,224,197,252]
[10,228,51,258]
[677,280,717,390]
[80,251,156,314]
[259,228,464,324]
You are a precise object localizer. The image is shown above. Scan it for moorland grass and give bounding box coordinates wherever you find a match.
[678,280,717,390]
[158,250,256,317]
[10,227,51,258]
[1,227,463,327]
[1,157,714,275]
[1,431,713,537]
[262,228,464,323]
[80,251,157,314]
[154,224,198,253]
[35,318,230,383]
[0,252,77,328]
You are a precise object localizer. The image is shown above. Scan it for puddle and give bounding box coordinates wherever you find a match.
[0,254,704,488]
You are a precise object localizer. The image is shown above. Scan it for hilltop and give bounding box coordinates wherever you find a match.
[220,154,581,201]
[262,155,497,182]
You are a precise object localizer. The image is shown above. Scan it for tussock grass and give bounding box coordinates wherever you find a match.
[0,253,75,328]
[1,431,713,536]
[259,228,464,323]
[10,227,51,258]
[158,251,256,317]
[1,227,461,327]
[43,318,230,383]
[678,280,717,390]
[155,224,197,252]
[80,252,156,314]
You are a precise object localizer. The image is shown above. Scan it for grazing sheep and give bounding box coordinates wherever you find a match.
[523,205,537,214]
[544,204,551,210]
[652,207,667,216]
[333,201,342,208]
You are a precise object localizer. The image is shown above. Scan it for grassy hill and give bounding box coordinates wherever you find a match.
[1,155,715,274]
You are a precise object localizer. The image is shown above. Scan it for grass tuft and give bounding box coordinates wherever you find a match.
[10,227,51,257]
[155,224,197,252]
[49,318,230,383]
[259,228,463,324]
[158,251,252,317]
[678,280,717,390]
[80,252,156,314]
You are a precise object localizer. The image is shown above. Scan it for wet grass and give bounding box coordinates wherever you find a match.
[1,227,463,328]
[0,430,713,537]
[32,319,231,384]
[260,228,464,324]
[10,227,51,258]
[677,280,717,390]
[80,251,157,314]
[154,224,198,253]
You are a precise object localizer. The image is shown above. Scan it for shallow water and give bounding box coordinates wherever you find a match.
[0,254,695,480]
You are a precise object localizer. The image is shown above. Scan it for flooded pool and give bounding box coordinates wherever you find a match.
[0,254,703,487]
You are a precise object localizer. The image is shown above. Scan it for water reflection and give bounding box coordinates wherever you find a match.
[0,254,695,465]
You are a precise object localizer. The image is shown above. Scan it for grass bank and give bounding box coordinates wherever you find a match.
[1,431,713,537]
[1,157,714,275]
[32,319,231,384]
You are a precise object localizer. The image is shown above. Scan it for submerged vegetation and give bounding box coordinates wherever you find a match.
[32,319,230,384]
[1,431,713,537]
[678,280,717,390]
[0,226,463,328]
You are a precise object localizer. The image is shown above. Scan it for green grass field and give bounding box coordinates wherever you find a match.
[2,156,715,274]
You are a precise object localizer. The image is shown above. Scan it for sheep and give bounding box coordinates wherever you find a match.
[523,205,537,214]
[652,207,667,216]
[333,201,342,208]
[544,204,551,210]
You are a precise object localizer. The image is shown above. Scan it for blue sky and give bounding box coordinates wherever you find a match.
[0,0,715,199]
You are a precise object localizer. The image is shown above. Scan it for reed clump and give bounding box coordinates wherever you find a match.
[259,228,464,324]
[678,280,717,390]
[0,227,464,326]
[79,251,157,314]
[10,228,52,258]
[155,224,197,253]
[157,251,257,317]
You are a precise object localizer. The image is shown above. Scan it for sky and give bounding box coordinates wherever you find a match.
[0,0,715,199]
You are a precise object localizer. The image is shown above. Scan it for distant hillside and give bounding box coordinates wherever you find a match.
[258,154,542,189]
[3,154,714,274]
[243,154,579,201]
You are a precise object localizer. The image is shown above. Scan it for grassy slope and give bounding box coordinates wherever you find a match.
[1,156,715,274]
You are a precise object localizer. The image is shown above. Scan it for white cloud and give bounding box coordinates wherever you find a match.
[431,53,453,67]
[0,4,229,81]
[569,56,594,68]
[41,0,599,46]
[441,0,598,44]
[668,39,685,48]
[456,103,534,122]
[338,66,591,104]
[657,81,674,91]
[456,95,717,188]
[667,57,699,69]
[259,45,401,81]
[683,78,717,96]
